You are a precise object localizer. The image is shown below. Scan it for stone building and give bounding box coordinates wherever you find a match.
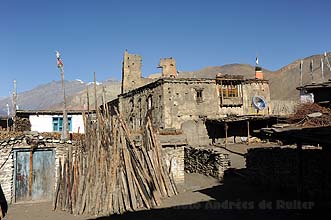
[108,51,275,182]
[109,51,273,145]
[298,81,331,107]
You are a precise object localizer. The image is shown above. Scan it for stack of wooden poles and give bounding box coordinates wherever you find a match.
[53,100,177,216]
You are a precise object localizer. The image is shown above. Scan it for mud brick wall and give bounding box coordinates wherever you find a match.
[184,146,230,180]
[0,134,72,204]
[246,147,331,199]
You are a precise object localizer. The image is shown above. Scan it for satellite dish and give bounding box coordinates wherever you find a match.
[252,96,267,110]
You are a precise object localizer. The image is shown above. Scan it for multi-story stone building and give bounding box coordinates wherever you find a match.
[108,51,276,184]
[109,51,273,145]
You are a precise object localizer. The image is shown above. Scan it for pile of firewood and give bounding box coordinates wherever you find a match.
[40,132,84,141]
[15,117,31,132]
[0,131,23,140]
[53,107,177,215]
[288,103,331,127]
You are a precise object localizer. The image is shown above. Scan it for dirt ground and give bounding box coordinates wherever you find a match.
[6,172,327,220]
[5,173,219,220]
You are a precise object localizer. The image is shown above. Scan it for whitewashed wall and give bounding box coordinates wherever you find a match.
[30,115,53,132]
[71,115,85,133]
[29,114,85,133]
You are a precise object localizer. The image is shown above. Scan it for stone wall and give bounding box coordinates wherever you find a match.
[162,146,185,184]
[116,77,273,133]
[130,133,186,185]
[159,58,177,78]
[246,147,331,199]
[184,146,231,180]
[0,142,13,204]
[181,120,211,146]
[119,81,163,130]
[242,80,271,115]
[163,79,219,129]
[121,51,154,93]
[0,133,71,203]
[270,100,297,115]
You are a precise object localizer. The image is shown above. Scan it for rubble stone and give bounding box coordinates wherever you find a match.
[184,146,230,180]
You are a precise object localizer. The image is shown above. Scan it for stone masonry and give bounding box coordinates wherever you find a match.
[184,146,231,180]
[121,51,154,93]
[159,58,177,78]
[0,133,71,203]
[162,146,185,184]
[111,52,272,136]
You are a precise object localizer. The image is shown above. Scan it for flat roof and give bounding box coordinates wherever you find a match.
[117,77,269,99]
[254,125,331,146]
[206,115,281,123]
[297,81,331,90]
[16,109,95,116]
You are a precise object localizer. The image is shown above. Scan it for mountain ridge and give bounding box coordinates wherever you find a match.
[1,53,330,116]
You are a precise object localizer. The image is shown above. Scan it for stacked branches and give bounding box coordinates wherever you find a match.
[53,106,177,216]
[288,103,331,127]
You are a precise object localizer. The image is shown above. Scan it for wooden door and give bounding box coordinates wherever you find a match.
[15,151,30,202]
[15,150,55,202]
[32,150,55,201]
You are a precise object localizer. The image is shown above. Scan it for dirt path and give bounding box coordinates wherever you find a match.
[5,173,220,220]
[6,201,90,220]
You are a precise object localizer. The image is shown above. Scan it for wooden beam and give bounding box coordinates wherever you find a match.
[296,142,303,201]
[225,122,228,147]
[29,150,33,199]
[247,120,250,145]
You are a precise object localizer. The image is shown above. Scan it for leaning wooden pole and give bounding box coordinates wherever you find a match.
[12,79,17,131]
[53,101,178,215]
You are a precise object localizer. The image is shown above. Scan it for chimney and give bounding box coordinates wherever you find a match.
[255,66,263,80]
[255,56,263,79]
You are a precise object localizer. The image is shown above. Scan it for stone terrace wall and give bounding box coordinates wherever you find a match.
[246,147,331,199]
[0,133,72,203]
[185,146,230,180]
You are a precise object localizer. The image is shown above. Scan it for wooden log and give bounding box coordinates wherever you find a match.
[53,158,62,210]
[121,135,138,210]
[120,167,132,211]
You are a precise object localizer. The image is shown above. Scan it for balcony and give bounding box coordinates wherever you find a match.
[220,97,243,107]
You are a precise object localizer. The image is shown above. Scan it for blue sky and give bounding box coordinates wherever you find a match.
[1,0,331,97]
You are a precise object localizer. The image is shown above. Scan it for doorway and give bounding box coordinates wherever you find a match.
[15,150,55,202]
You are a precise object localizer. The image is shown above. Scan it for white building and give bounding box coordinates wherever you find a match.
[16,110,88,133]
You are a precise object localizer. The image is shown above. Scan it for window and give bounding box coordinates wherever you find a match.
[138,98,142,126]
[129,98,134,113]
[221,85,239,98]
[147,95,153,110]
[196,89,203,103]
[53,117,72,132]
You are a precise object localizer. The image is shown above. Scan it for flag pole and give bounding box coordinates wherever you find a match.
[56,51,68,140]
[13,79,17,131]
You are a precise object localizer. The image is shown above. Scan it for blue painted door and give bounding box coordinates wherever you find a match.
[15,151,30,202]
[15,150,55,202]
[32,151,55,201]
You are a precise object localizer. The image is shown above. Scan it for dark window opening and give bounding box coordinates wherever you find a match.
[129,99,134,112]
[147,95,153,110]
[196,89,203,103]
